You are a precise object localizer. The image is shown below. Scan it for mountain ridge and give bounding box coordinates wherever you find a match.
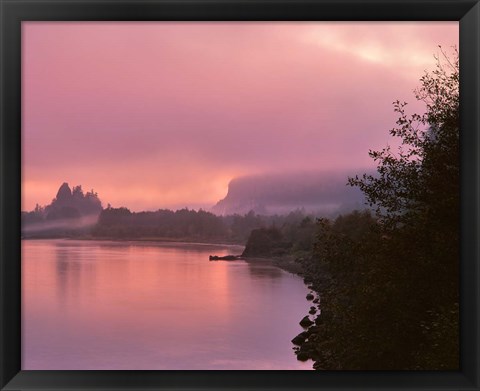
[211,170,368,216]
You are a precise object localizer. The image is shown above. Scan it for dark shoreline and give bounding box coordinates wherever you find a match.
[244,255,304,275]
[240,254,324,369]
[238,253,330,369]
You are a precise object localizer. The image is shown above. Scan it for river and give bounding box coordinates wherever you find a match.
[22,239,312,370]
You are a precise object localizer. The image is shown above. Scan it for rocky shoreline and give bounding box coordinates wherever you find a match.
[246,256,331,369]
[256,256,329,369]
[209,252,326,369]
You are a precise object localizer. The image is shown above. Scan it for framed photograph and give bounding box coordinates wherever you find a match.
[1,0,479,390]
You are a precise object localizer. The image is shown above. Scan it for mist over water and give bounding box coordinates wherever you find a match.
[22,239,312,370]
[22,215,99,235]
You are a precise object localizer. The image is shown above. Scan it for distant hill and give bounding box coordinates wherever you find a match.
[211,171,367,216]
[22,182,103,236]
[44,182,103,219]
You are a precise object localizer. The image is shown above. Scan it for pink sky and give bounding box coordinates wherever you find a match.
[22,22,458,212]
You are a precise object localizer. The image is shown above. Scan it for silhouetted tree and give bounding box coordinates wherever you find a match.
[296,48,459,370]
[349,47,458,235]
[348,49,459,367]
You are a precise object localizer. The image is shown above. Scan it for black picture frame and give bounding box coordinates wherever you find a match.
[1,0,479,390]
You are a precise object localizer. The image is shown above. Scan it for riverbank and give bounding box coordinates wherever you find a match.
[241,255,301,274]
[242,253,330,369]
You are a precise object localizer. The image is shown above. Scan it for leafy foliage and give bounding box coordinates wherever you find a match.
[296,48,459,370]
[348,47,459,232]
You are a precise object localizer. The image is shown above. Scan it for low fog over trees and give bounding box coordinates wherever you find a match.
[22,183,321,243]
[212,171,366,216]
[22,183,103,236]
[23,182,102,224]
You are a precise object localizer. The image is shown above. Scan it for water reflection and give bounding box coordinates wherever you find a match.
[23,239,312,370]
[55,246,97,307]
[245,259,283,279]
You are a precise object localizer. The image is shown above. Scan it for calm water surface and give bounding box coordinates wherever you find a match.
[22,239,312,370]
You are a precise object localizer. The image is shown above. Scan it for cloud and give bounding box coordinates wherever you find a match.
[22,22,458,211]
[301,22,458,77]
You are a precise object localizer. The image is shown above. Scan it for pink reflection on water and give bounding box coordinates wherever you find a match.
[22,240,312,370]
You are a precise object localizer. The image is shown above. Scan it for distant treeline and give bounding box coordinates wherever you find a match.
[21,181,321,243]
[91,207,316,244]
